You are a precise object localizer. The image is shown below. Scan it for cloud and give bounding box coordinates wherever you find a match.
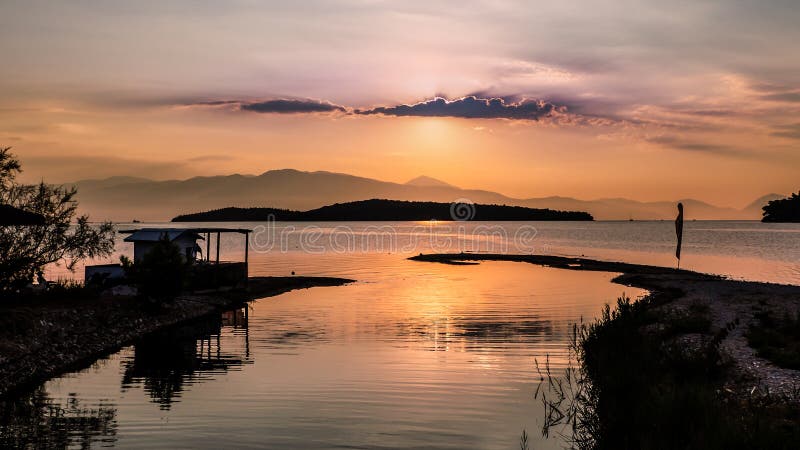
[749,82,795,93]
[182,95,569,121]
[240,99,346,114]
[491,60,577,82]
[355,96,563,120]
[179,98,347,114]
[761,92,800,102]
[771,123,800,140]
[187,154,237,163]
[189,100,242,107]
[647,136,742,155]
[673,109,738,117]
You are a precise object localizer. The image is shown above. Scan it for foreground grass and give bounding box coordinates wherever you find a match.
[1,280,99,304]
[537,293,800,450]
[747,309,800,370]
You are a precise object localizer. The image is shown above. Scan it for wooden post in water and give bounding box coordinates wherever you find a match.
[216,232,221,264]
[244,306,250,358]
[206,232,210,262]
[244,232,249,284]
[675,203,684,269]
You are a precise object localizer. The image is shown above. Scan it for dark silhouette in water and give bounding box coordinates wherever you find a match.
[172,199,593,222]
[0,388,117,448]
[121,308,251,410]
[675,202,684,269]
[761,191,800,222]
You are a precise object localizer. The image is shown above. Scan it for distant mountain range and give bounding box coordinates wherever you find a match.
[69,170,784,221]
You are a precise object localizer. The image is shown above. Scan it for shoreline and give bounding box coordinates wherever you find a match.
[410,253,800,397]
[0,276,354,399]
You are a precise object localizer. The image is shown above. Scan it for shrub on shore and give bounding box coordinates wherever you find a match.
[762,191,800,222]
[121,237,190,306]
[747,309,800,370]
[0,147,114,296]
[537,294,800,450]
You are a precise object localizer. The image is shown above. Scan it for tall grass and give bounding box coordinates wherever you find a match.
[535,294,800,450]
[1,279,99,305]
[747,309,800,370]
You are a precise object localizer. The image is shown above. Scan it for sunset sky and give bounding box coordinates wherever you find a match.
[1,0,798,207]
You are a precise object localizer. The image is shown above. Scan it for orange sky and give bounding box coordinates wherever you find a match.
[1,1,798,208]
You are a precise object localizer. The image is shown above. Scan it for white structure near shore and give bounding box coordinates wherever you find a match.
[83,227,252,287]
[123,228,204,262]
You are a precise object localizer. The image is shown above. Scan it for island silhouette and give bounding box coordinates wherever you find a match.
[171,199,593,222]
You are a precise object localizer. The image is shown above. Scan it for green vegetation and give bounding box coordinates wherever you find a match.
[536,294,800,450]
[661,301,712,337]
[4,279,98,303]
[761,191,800,222]
[0,147,114,295]
[0,281,101,338]
[747,309,800,370]
[121,237,190,305]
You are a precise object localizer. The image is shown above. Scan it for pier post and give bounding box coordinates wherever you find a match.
[244,232,249,283]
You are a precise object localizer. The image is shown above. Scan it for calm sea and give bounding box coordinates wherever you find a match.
[8,221,800,449]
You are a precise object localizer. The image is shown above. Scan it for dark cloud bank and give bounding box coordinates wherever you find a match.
[187,96,568,120]
[647,136,741,156]
[240,99,346,113]
[355,96,561,120]
[772,123,800,140]
[185,98,347,113]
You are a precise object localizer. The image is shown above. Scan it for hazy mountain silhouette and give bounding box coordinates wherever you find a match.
[742,193,786,219]
[404,175,456,188]
[71,169,775,221]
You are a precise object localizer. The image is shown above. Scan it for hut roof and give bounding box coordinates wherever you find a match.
[122,228,204,243]
[0,204,46,226]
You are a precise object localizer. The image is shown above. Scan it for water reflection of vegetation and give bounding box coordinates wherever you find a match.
[121,307,252,410]
[0,388,117,448]
[535,294,800,450]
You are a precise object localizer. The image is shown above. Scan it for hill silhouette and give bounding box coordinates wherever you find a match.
[171,199,593,222]
[745,193,785,217]
[404,176,456,188]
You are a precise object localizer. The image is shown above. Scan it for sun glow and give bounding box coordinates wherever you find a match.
[410,118,456,149]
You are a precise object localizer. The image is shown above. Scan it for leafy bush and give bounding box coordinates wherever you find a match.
[747,309,800,369]
[121,236,190,304]
[762,191,800,222]
[537,294,800,450]
[0,147,114,294]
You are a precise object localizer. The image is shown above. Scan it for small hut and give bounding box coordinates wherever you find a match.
[85,227,252,288]
[122,228,204,262]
